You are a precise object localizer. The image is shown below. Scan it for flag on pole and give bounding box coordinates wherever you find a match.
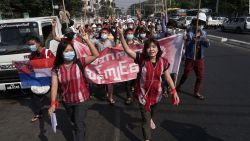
[13,58,54,88]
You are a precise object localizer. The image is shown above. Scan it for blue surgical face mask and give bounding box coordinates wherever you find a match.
[140,33,146,39]
[126,34,134,40]
[63,51,75,61]
[101,34,108,40]
[29,45,37,52]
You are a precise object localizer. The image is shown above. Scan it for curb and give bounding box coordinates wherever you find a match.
[168,28,250,49]
[208,35,250,49]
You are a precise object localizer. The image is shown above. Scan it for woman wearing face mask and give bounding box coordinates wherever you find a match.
[122,29,141,105]
[96,24,102,32]
[48,31,99,141]
[95,28,115,51]
[117,24,180,141]
[137,28,149,44]
[26,36,55,122]
[125,29,140,45]
[94,28,116,104]
[126,18,134,30]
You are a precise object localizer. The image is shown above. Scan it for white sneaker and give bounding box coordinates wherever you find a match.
[150,119,156,129]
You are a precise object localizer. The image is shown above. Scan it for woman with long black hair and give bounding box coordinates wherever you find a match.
[117,24,180,141]
[48,30,99,141]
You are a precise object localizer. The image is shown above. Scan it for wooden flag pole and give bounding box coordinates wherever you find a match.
[193,0,201,61]
[62,0,68,28]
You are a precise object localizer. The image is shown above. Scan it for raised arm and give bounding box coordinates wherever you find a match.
[117,23,136,60]
[79,28,99,65]
[52,20,62,42]
[161,12,167,34]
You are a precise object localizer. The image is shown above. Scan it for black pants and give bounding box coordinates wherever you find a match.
[139,104,158,140]
[63,101,89,141]
[31,94,47,115]
[125,80,133,98]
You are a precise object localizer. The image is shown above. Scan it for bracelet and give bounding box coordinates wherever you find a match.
[169,88,177,96]
[51,100,59,108]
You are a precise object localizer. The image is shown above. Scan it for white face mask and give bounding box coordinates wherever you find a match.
[29,44,37,52]
[101,34,108,40]
[97,27,102,31]
[128,25,133,29]
[140,33,146,39]
[126,34,134,40]
[63,51,75,61]
[200,25,204,30]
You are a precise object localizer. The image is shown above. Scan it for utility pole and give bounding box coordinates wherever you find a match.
[154,0,156,13]
[216,0,219,14]
[162,0,164,11]
[62,0,68,28]
[84,0,87,22]
[164,0,167,11]
[51,0,54,16]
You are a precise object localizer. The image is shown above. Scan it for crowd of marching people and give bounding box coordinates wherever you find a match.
[26,9,209,141]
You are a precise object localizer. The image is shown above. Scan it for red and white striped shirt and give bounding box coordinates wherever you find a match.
[135,53,169,111]
[52,57,89,104]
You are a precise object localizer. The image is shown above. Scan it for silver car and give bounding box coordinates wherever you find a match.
[177,16,195,29]
[221,17,250,33]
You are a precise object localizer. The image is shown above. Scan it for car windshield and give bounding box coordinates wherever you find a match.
[0,22,39,55]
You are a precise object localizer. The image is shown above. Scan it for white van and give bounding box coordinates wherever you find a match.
[0,16,62,91]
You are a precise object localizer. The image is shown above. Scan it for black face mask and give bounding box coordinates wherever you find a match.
[65,32,75,41]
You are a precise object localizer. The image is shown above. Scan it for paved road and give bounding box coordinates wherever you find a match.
[206,29,250,43]
[0,42,250,141]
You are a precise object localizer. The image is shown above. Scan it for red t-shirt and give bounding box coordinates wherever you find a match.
[30,48,55,60]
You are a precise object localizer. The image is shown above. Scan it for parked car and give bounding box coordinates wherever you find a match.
[177,16,195,28]
[169,15,180,21]
[207,16,228,28]
[221,16,250,33]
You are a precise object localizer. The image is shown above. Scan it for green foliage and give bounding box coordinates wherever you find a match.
[128,0,249,17]
[0,0,53,19]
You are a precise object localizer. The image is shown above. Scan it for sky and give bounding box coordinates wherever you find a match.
[115,0,146,10]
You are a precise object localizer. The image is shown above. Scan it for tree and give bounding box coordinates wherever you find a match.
[0,0,52,18]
